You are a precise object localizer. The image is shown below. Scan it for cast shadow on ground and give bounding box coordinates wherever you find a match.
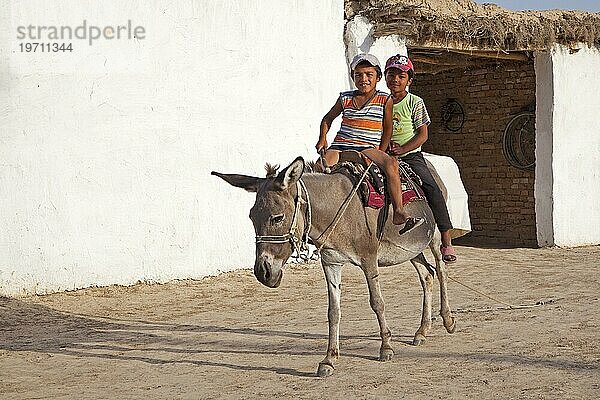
[0,296,378,377]
[1,297,597,377]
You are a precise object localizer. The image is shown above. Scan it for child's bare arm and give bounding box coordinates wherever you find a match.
[316,99,343,151]
[390,124,428,155]
[379,97,394,152]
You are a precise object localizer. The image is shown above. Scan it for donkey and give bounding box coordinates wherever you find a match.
[212,156,455,377]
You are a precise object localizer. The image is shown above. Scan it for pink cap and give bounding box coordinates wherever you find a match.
[385,54,414,73]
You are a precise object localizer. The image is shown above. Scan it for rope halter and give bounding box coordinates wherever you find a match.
[254,179,313,262]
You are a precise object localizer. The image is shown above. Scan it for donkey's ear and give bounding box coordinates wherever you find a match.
[274,157,305,191]
[211,171,264,193]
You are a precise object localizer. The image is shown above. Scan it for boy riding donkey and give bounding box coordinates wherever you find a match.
[384,54,457,263]
[316,53,423,235]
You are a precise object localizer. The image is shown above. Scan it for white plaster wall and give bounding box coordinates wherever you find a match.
[536,44,600,247]
[0,0,347,296]
[534,51,555,246]
[549,44,600,246]
[344,16,407,91]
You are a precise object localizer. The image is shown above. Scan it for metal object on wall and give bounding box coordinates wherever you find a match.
[441,98,465,132]
[502,111,535,170]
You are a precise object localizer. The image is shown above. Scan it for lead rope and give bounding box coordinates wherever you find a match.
[290,179,314,263]
[318,149,331,173]
[299,178,311,239]
[313,161,373,257]
[447,275,560,312]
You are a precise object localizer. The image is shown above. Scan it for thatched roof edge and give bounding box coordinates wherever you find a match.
[346,0,600,51]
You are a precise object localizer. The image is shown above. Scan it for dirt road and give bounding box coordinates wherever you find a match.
[1,246,599,399]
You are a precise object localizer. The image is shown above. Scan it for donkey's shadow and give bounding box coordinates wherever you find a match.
[0,297,386,377]
[2,297,596,375]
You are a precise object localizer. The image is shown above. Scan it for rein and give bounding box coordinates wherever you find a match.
[314,162,372,253]
[254,163,372,262]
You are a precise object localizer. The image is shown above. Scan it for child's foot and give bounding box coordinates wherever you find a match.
[398,217,424,235]
[440,245,457,264]
[392,209,409,225]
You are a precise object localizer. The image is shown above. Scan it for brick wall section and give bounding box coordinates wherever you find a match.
[410,61,537,247]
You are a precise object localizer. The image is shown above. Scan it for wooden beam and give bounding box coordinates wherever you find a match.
[410,54,459,65]
[447,49,531,61]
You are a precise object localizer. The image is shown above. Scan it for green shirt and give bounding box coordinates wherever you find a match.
[391,92,431,155]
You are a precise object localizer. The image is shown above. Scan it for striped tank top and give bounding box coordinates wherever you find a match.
[329,90,389,151]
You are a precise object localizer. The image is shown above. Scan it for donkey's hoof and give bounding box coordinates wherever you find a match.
[412,336,426,346]
[445,317,457,334]
[379,348,394,361]
[317,362,335,377]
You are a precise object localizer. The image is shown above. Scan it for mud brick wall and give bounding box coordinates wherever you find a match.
[410,61,537,247]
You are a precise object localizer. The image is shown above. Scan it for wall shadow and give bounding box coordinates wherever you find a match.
[454,234,538,249]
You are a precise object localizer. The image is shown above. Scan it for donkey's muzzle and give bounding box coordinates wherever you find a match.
[254,255,283,288]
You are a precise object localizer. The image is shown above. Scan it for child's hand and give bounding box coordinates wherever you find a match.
[387,142,401,156]
[315,139,328,153]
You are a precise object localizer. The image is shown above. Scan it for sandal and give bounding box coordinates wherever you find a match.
[398,217,424,235]
[440,245,457,264]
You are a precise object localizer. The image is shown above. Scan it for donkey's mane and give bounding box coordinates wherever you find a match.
[264,163,280,178]
[306,161,321,173]
[306,161,329,174]
[265,160,325,177]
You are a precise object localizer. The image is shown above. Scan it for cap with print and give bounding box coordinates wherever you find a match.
[384,54,414,73]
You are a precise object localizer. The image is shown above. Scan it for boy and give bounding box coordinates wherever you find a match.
[383,54,457,263]
[316,53,421,234]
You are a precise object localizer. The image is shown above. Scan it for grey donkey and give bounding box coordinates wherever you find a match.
[212,156,455,377]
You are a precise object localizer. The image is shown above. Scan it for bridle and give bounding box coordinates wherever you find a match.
[254,179,313,262]
[254,161,373,262]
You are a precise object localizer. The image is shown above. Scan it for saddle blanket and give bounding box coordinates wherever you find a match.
[328,152,471,240]
[331,160,425,209]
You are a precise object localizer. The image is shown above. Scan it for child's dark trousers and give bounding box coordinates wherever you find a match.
[400,151,453,232]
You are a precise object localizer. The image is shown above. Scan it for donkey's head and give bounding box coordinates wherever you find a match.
[212,157,306,288]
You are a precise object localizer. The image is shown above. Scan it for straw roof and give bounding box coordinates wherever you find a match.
[346,0,600,51]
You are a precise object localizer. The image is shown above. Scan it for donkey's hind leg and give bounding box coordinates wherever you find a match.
[410,255,434,346]
[430,228,456,334]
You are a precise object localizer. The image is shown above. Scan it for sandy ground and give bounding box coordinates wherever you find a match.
[1,245,599,399]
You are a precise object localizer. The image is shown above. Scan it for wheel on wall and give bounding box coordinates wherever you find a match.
[502,111,535,170]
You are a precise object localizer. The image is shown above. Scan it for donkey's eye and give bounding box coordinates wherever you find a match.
[270,214,285,225]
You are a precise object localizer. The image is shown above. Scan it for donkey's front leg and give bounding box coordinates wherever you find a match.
[362,256,393,362]
[317,260,343,377]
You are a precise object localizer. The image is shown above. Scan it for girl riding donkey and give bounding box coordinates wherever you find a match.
[316,53,422,234]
